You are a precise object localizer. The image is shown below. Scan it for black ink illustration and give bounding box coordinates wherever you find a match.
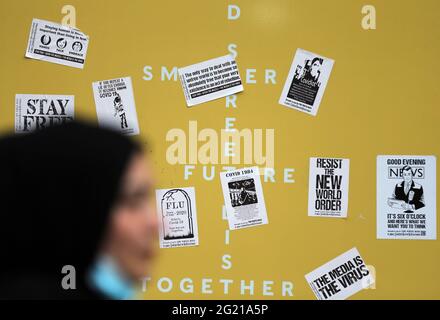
[228,179,258,207]
[40,35,51,45]
[113,93,128,129]
[388,165,425,212]
[160,189,194,240]
[72,41,83,52]
[288,56,324,106]
[56,38,67,49]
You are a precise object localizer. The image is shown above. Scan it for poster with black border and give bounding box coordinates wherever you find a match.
[308,157,350,218]
[156,187,199,248]
[25,18,89,69]
[220,166,268,230]
[92,76,140,136]
[279,49,334,116]
[15,94,74,133]
[377,155,437,240]
[305,247,374,300]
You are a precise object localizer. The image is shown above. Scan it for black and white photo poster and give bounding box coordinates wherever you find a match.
[377,155,436,240]
[156,187,199,248]
[15,94,74,133]
[279,49,334,116]
[92,77,140,136]
[308,157,350,218]
[178,55,244,107]
[25,19,89,69]
[305,247,374,300]
[220,167,268,230]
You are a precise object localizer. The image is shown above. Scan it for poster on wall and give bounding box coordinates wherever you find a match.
[25,18,89,69]
[156,187,199,248]
[92,76,140,136]
[220,167,268,230]
[15,94,74,133]
[377,155,437,240]
[178,54,244,107]
[308,157,350,218]
[305,247,374,300]
[279,49,334,116]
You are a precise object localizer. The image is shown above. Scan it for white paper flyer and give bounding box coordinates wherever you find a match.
[220,167,268,230]
[178,55,244,106]
[377,155,436,240]
[156,187,199,248]
[279,49,334,116]
[25,18,89,69]
[15,94,74,133]
[308,157,350,218]
[92,77,140,136]
[305,247,374,300]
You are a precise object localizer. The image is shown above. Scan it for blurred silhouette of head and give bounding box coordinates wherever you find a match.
[0,121,157,299]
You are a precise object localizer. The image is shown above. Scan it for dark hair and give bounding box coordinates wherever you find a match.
[311,57,323,66]
[402,165,413,173]
[0,121,142,298]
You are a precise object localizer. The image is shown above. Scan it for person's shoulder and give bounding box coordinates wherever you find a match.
[413,182,423,189]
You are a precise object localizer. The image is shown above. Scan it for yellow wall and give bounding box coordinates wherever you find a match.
[0,0,439,299]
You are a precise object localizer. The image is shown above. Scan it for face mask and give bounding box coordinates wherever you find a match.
[89,256,134,300]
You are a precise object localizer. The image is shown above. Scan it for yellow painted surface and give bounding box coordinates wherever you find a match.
[0,0,439,299]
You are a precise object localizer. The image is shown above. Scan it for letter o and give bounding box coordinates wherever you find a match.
[157,277,173,293]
